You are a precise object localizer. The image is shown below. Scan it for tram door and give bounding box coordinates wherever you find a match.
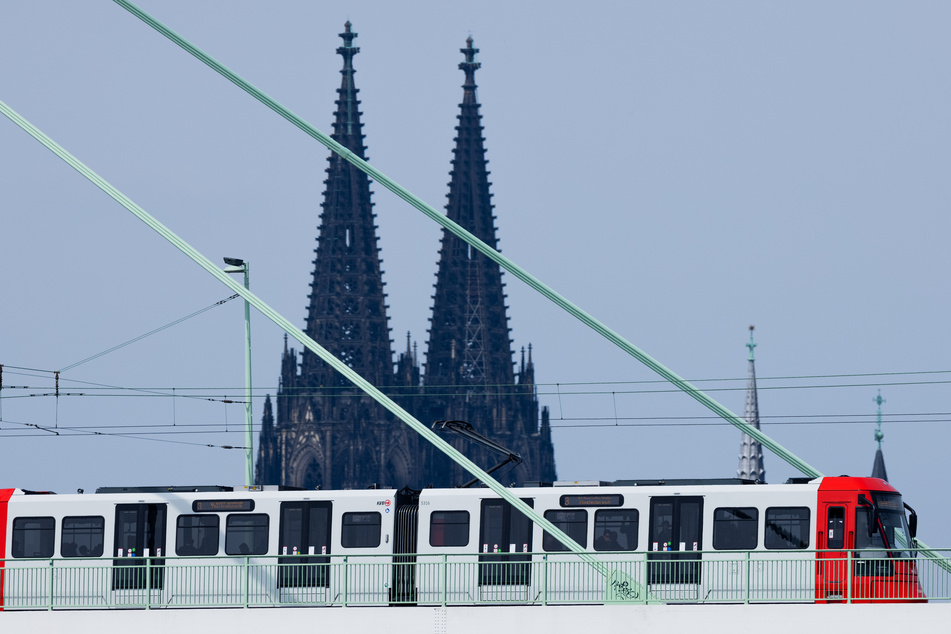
[112,504,167,591]
[478,499,534,586]
[278,501,332,588]
[390,490,419,604]
[816,502,851,601]
[648,497,703,585]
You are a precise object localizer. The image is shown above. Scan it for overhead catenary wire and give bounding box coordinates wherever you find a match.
[58,293,239,372]
[3,375,950,400]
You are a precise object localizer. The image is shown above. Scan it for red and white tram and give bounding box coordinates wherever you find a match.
[0,475,924,608]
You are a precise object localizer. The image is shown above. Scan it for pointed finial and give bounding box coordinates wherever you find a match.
[460,34,481,96]
[873,389,885,448]
[746,325,757,361]
[338,21,358,54]
[336,22,360,136]
[406,331,412,355]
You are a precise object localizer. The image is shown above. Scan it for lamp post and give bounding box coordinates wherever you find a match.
[223,257,254,487]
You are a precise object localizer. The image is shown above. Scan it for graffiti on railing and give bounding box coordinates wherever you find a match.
[606,570,640,602]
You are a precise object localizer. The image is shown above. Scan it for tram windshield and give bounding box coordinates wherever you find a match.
[855,493,914,559]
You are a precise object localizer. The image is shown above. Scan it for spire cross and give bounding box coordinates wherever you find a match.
[874,389,885,448]
[746,324,757,361]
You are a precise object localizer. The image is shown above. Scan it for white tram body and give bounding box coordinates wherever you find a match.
[0,476,923,608]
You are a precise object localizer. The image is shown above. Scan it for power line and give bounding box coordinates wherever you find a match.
[5,367,951,393]
[0,417,245,449]
[3,410,951,437]
[3,377,949,401]
[58,294,240,372]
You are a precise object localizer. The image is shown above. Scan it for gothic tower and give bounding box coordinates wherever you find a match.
[256,23,417,489]
[256,31,556,490]
[737,326,766,481]
[418,38,556,487]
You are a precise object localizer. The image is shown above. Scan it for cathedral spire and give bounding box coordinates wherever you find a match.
[301,21,391,386]
[737,326,766,482]
[416,37,555,486]
[425,35,512,400]
[871,390,888,481]
[258,23,402,490]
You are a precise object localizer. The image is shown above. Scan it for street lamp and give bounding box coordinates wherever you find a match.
[223,257,253,487]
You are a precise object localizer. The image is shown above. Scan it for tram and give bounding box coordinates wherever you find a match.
[0,475,925,608]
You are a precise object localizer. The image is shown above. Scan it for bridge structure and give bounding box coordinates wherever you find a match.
[2,1,950,631]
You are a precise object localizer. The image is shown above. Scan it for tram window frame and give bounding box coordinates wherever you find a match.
[543,509,588,552]
[12,516,55,558]
[713,507,759,551]
[594,509,638,551]
[225,513,269,556]
[341,512,382,548]
[176,514,220,556]
[765,507,810,550]
[430,511,470,547]
[61,516,104,558]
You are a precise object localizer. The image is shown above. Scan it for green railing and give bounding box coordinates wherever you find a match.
[1,549,948,610]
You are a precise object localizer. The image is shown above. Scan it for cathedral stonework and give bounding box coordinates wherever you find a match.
[255,26,556,490]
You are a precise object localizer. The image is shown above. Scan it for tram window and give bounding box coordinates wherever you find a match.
[827,507,845,549]
[62,516,104,557]
[713,508,758,550]
[225,514,269,555]
[543,509,588,552]
[430,511,470,547]
[177,515,220,556]
[765,507,810,550]
[12,517,55,558]
[342,512,381,548]
[594,509,638,551]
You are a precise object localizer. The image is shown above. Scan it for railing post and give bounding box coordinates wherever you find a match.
[744,550,751,604]
[243,556,250,608]
[341,556,348,607]
[145,556,151,610]
[642,552,649,605]
[541,554,547,606]
[441,554,447,607]
[846,550,852,604]
[47,558,54,611]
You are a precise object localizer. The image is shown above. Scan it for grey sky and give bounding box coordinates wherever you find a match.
[1,2,948,544]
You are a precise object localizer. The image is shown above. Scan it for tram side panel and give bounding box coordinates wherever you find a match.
[699,486,818,603]
[415,489,483,605]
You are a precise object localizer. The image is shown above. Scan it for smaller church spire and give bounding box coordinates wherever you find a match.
[737,326,765,482]
[871,390,889,481]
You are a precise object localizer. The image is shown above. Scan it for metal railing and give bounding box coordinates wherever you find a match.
[1,549,947,610]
